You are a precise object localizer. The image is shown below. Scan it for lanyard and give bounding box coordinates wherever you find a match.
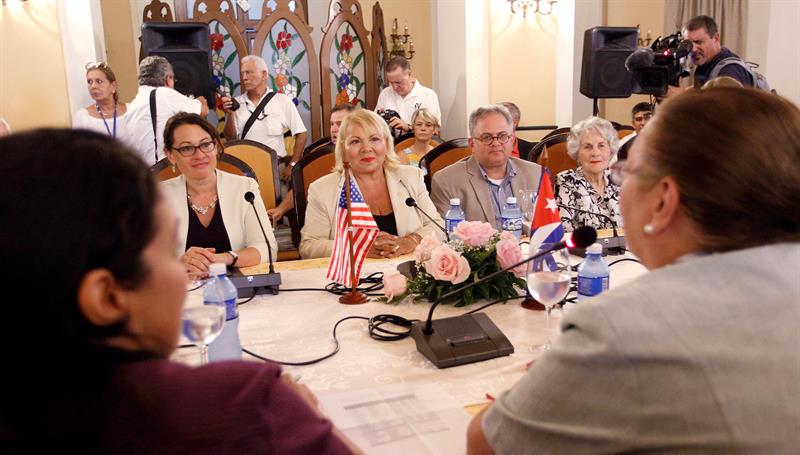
[95,103,117,138]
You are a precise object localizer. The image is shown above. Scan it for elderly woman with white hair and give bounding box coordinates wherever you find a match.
[555,116,622,231]
[300,109,444,259]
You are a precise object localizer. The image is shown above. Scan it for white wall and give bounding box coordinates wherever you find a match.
[747,0,800,106]
[57,0,106,117]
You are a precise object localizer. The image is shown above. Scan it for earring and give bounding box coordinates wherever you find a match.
[643,223,655,235]
[171,163,177,172]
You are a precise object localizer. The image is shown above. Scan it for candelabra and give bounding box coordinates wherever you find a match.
[389,18,414,60]
[508,0,557,18]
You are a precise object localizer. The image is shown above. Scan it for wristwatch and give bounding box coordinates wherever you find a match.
[227,250,239,267]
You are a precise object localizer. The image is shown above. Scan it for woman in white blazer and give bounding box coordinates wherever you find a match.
[160,113,277,278]
[300,109,444,259]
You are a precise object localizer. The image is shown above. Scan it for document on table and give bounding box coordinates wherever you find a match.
[316,383,472,455]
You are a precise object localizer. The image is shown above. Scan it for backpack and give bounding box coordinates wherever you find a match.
[709,57,772,91]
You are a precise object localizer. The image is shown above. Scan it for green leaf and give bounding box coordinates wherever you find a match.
[224,51,237,69]
[352,53,363,70]
[291,49,306,68]
[334,35,340,52]
[301,100,310,110]
[214,22,220,33]
[269,31,277,51]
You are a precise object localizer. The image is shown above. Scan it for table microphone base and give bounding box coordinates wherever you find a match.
[410,313,514,368]
[339,290,368,305]
[229,268,281,298]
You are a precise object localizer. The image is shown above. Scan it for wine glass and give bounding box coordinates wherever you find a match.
[516,189,537,223]
[182,304,226,365]
[526,243,571,351]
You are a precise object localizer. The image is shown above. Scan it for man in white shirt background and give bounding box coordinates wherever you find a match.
[125,56,208,166]
[221,55,307,162]
[375,56,441,133]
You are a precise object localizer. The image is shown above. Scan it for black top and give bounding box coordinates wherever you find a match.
[373,212,398,235]
[694,47,754,88]
[185,201,232,254]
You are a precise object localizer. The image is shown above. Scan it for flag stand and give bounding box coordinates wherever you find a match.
[338,162,368,305]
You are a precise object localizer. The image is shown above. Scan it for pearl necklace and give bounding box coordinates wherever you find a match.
[188,194,218,215]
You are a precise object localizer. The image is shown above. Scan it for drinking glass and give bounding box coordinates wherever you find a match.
[526,243,571,351]
[517,189,537,223]
[182,304,226,365]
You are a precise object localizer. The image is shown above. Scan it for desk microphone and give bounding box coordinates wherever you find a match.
[409,226,597,368]
[405,197,450,242]
[230,192,281,297]
[558,204,625,255]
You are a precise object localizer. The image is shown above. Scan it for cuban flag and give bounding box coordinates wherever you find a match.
[529,171,565,248]
[326,177,379,287]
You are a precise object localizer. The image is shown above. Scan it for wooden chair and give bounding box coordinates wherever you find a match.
[150,154,257,182]
[420,138,471,192]
[304,136,333,157]
[526,132,577,176]
[540,127,571,141]
[613,122,635,141]
[290,147,337,247]
[617,134,636,161]
[222,140,280,210]
[393,132,444,153]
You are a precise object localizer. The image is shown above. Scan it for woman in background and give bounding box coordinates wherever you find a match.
[555,116,622,231]
[0,129,360,454]
[72,62,127,139]
[397,108,440,169]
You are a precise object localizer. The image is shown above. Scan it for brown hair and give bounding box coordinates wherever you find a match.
[331,103,357,115]
[685,15,718,36]
[163,112,224,156]
[87,65,120,104]
[642,87,800,251]
[385,56,411,74]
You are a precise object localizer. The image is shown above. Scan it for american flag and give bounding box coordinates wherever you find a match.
[325,177,379,286]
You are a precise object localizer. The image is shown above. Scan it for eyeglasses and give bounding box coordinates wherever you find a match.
[85,61,108,71]
[473,132,513,145]
[171,141,216,157]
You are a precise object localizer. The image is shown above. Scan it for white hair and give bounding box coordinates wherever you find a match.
[468,104,514,137]
[566,116,620,160]
[241,55,269,74]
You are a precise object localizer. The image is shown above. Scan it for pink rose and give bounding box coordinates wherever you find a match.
[383,271,407,300]
[414,235,442,263]
[424,245,471,284]
[495,239,526,277]
[499,230,517,242]
[453,221,497,247]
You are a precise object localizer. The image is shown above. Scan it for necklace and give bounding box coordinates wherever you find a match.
[188,194,218,215]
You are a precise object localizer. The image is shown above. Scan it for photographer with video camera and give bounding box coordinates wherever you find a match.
[666,16,754,97]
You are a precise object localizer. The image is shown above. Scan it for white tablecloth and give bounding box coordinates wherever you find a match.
[178,255,646,407]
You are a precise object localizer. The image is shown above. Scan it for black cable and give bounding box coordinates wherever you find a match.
[241,313,418,366]
[237,294,256,305]
[608,257,642,267]
[324,271,386,296]
[279,288,330,292]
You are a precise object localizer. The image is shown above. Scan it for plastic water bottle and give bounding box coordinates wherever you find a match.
[444,198,465,234]
[501,197,523,241]
[576,243,610,301]
[205,263,242,361]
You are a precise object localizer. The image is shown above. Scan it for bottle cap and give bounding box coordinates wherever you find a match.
[506,196,517,204]
[450,198,460,205]
[209,263,227,276]
[587,243,603,254]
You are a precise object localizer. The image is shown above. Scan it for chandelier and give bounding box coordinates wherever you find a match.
[508,0,557,18]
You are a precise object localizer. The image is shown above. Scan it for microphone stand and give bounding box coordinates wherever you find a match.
[405,197,449,242]
[338,162,368,305]
[558,204,625,255]
[233,192,282,297]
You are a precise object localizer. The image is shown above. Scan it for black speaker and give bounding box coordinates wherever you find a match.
[580,27,638,99]
[141,22,215,109]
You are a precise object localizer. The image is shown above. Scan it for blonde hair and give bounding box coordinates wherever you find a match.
[411,108,440,129]
[333,109,400,173]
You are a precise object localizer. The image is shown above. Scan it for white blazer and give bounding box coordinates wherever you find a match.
[161,170,277,263]
[299,165,445,259]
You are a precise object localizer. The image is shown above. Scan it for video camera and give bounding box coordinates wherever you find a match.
[625,31,692,96]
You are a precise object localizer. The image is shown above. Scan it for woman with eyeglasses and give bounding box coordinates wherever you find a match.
[72,62,128,138]
[160,113,277,278]
[554,116,622,231]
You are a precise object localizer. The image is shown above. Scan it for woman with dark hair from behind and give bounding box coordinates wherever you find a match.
[0,130,360,454]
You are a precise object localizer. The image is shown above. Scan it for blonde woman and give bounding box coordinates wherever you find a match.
[300,109,444,259]
[397,108,440,168]
[72,62,128,138]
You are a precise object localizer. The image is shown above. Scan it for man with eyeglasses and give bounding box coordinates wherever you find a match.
[430,104,543,229]
[124,56,209,166]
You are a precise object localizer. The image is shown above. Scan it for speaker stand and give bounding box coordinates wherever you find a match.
[593,98,600,116]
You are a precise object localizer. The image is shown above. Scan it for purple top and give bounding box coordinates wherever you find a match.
[100,359,353,454]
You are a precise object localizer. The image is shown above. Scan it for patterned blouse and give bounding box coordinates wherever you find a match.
[555,167,623,232]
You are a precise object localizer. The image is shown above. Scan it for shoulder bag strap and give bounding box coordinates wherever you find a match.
[240,91,277,140]
[149,88,158,163]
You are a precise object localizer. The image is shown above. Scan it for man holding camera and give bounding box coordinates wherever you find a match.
[375,56,441,133]
[667,15,753,97]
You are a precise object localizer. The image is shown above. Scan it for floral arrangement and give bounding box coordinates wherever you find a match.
[382,221,527,307]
